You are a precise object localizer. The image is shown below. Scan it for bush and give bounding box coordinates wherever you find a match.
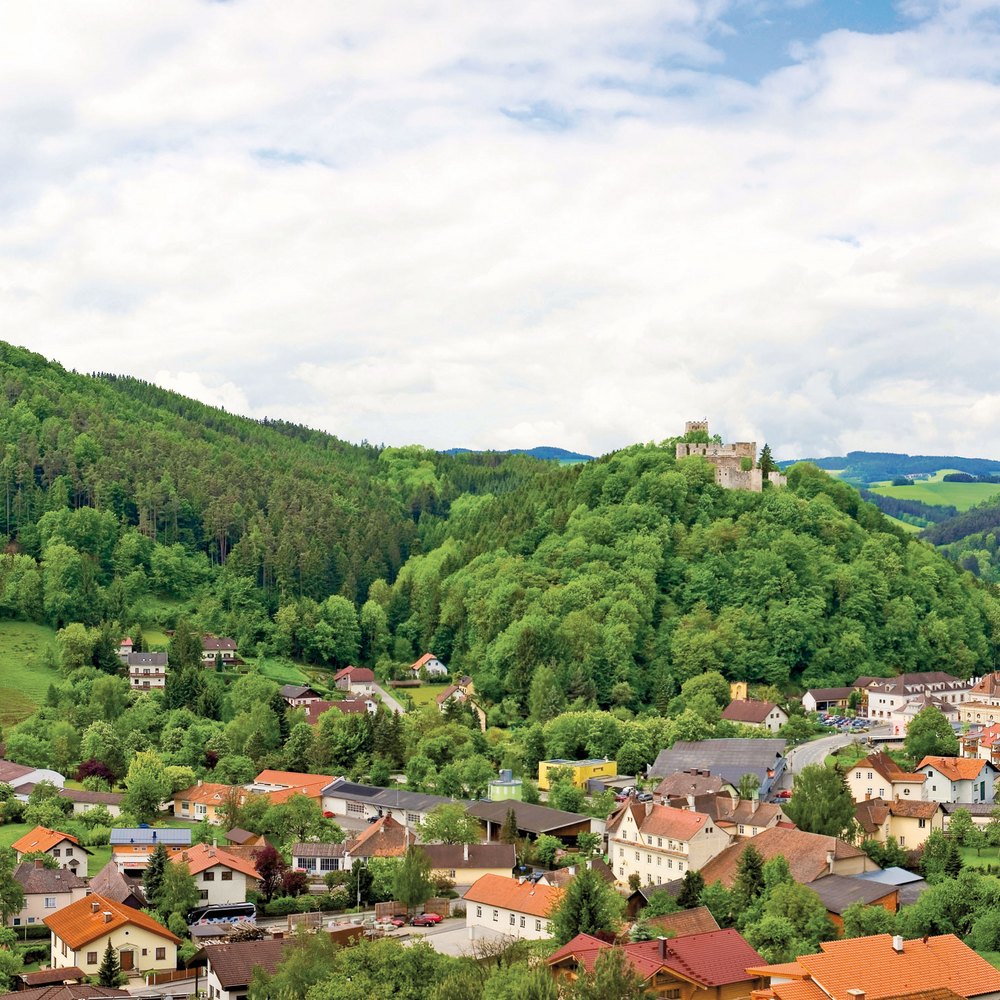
[18,943,50,963]
[263,897,300,917]
[82,825,111,847]
[13,925,51,940]
[452,906,466,918]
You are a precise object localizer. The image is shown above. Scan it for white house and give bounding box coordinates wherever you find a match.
[463,874,562,942]
[845,752,928,803]
[179,844,259,906]
[606,801,732,888]
[12,827,93,878]
[916,756,999,804]
[127,651,168,690]
[720,700,788,733]
[410,652,448,677]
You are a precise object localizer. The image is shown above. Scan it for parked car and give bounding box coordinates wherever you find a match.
[775,789,793,799]
[635,791,653,802]
[411,912,443,926]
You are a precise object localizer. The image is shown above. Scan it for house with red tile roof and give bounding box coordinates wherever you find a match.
[607,801,732,889]
[463,874,563,941]
[252,769,335,804]
[698,826,877,888]
[845,752,927,804]
[721,700,788,733]
[547,927,765,999]
[44,894,181,976]
[172,782,243,825]
[748,933,1000,1000]
[916,756,999,804]
[12,827,93,878]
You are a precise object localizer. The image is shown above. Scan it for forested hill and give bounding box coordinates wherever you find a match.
[1,341,998,714]
[786,450,1000,485]
[0,342,558,617]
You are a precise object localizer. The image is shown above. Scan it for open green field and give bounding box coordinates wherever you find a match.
[0,622,61,725]
[405,684,451,709]
[869,469,1000,512]
[960,845,1000,868]
[883,515,922,534]
[254,657,311,686]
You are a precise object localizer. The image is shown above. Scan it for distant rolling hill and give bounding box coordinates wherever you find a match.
[443,446,593,464]
[782,450,1000,485]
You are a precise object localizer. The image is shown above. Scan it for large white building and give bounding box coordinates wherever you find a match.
[463,874,563,942]
[606,801,732,888]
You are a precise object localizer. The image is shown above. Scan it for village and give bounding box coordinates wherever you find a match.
[6,637,1000,1000]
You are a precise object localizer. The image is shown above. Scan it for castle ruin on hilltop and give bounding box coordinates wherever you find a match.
[675,420,787,492]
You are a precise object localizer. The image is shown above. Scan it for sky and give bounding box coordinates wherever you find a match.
[2,0,999,461]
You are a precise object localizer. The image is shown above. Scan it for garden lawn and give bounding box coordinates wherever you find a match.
[405,685,447,709]
[0,822,112,873]
[0,622,61,725]
[960,846,1000,869]
[254,657,311,686]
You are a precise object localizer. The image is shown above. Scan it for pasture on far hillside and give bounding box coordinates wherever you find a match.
[868,469,1000,512]
[0,622,61,726]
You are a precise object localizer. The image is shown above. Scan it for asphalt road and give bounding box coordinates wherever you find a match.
[784,724,891,778]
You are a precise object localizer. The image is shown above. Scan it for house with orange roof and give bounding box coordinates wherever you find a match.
[44,893,181,976]
[607,801,732,889]
[854,797,945,850]
[409,652,447,677]
[251,769,335,804]
[463,873,563,941]
[547,927,766,999]
[12,827,93,878]
[172,782,242,825]
[916,756,999,804]
[176,843,259,907]
[747,933,1000,1000]
[845,752,927,804]
[961,723,1000,765]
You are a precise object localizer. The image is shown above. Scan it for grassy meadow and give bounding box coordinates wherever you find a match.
[869,469,1000,512]
[0,622,61,725]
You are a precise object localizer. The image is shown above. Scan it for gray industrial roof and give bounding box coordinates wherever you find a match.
[647,739,786,785]
[109,827,192,845]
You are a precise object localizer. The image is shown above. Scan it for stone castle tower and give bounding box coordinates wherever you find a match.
[675,420,786,493]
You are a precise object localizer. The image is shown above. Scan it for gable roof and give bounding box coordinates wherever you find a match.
[6,988,130,1000]
[750,933,1000,1000]
[808,874,899,914]
[14,862,87,894]
[225,828,261,845]
[194,939,287,989]
[57,787,123,807]
[542,858,616,890]
[0,759,34,784]
[88,861,144,906]
[648,739,785,784]
[547,928,763,987]
[173,782,240,806]
[643,905,720,937]
[44,893,182,949]
[467,799,590,835]
[126,651,167,667]
[348,814,414,857]
[805,687,854,701]
[255,769,335,788]
[333,666,375,682]
[608,802,711,842]
[417,843,515,871]
[201,636,236,652]
[655,770,726,799]
[463,873,563,918]
[178,843,260,879]
[721,700,781,724]
[279,684,319,700]
[12,826,89,856]
[698,827,867,887]
[917,757,996,781]
[853,751,926,784]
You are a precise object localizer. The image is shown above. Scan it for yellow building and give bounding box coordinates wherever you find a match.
[45,893,180,976]
[854,797,945,851]
[730,682,748,701]
[538,758,617,791]
[420,843,516,886]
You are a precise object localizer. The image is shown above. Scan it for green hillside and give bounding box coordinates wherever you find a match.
[869,470,1000,512]
[0,622,61,724]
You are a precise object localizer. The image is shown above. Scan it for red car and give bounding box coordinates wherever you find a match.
[387,916,407,928]
[411,912,443,926]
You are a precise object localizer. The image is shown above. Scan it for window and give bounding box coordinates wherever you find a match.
[221,870,233,881]
[87,951,98,965]
[66,848,73,857]
[657,837,662,847]
[510,914,515,926]
[199,890,209,900]
[44,897,56,909]
[156,948,166,960]
[62,941,67,957]
[666,990,682,999]
[899,836,905,846]
[520,916,525,928]
[476,906,482,918]
[448,869,456,878]
[619,848,624,858]
[407,812,420,825]
[678,862,684,872]
[919,818,927,828]
[657,857,661,866]
[535,920,542,932]
[11,919,18,926]
[347,802,365,815]
[52,849,61,858]
[319,858,338,871]
[142,948,148,956]
[867,772,873,780]
[635,852,640,861]
[203,871,215,881]
[855,771,861,779]
[738,825,745,835]
[647,836,652,845]
[493,909,499,922]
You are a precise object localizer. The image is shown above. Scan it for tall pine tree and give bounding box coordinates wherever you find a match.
[142,841,169,909]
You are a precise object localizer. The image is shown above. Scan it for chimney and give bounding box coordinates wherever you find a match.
[686,794,695,811]
[847,991,865,1000]
[103,911,113,923]
[463,843,469,863]
[892,935,904,953]
[91,901,100,913]
[826,850,834,874]
[34,858,44,870]
[658,936,669,959]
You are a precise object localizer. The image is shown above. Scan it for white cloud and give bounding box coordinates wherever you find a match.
[2,0,1000,458]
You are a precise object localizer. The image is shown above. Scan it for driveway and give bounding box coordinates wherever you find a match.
[373,684,407,715]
